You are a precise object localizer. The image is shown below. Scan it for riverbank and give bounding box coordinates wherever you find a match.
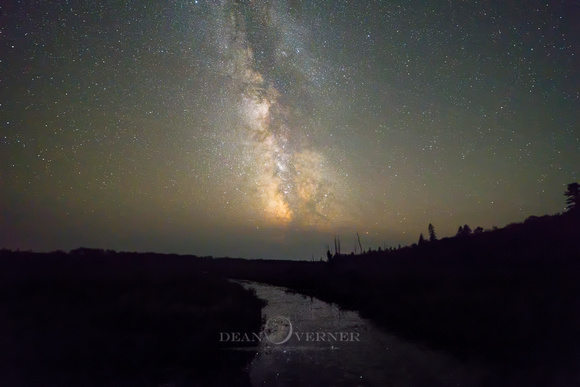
[240,280,495,386]
[2,211,578,383]
[0,251,265,385]
[208,211,580,379]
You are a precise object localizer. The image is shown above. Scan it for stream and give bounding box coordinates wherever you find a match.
[237,281,574,386]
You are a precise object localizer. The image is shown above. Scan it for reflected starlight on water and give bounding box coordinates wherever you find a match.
[237,281,496,386]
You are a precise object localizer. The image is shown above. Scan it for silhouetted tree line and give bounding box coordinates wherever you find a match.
[2,183,580,383]
[203,183,580,380]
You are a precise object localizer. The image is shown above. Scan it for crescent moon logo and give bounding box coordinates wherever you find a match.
[264,315,293,345]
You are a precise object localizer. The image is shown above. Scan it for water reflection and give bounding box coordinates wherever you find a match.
[238,281,490,386]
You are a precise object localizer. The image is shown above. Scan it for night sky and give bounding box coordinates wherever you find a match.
[2,0,579,259]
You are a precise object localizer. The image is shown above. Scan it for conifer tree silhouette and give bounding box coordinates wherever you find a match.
[564,182,580,212]
[428,223,437,241]
[418,233,425,245]
[463,224,472,236]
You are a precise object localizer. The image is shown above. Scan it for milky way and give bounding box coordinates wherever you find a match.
[1,0,578,258]
[207,0,342,227]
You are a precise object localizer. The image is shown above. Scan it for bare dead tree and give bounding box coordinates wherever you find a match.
[356,232,363,255]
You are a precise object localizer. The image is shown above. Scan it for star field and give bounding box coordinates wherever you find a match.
[1,0,579,259]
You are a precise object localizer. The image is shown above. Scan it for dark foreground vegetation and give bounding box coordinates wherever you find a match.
[0,251,264,386]
[209,210,580,378]
[2,193,579,384]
